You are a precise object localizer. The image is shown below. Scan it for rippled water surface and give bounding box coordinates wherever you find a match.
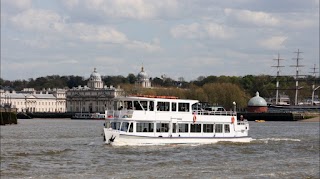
[1,119,319,178]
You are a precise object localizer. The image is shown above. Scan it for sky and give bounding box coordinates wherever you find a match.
[1,0,319,81]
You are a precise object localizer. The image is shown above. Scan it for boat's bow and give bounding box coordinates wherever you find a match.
[103,128,120,144]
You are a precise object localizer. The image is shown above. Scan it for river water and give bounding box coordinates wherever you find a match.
[0,119,319,179]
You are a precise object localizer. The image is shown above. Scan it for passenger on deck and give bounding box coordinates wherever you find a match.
[240,115,244,121]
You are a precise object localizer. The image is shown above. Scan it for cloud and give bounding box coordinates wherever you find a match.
[69,23,128,44]
[8,8,162,50]
[125,39,162,52]
[61,0,179,20]
[171,22,233,39]
[259,36,288,49]
[10,9,63,32]
[224,8,280,27]
[2,0,32,11]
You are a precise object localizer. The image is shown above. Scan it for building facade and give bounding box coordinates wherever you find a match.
[0,88,66,113]
[66,68,124,113]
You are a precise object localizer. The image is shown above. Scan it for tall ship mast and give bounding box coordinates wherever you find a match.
[310,64,319,105]
[290,49,304,105]
[272,53,285,105]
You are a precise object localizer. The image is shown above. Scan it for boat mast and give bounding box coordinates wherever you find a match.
[272,53,285,105]
[290,49,304,105]
[310,64,319,105]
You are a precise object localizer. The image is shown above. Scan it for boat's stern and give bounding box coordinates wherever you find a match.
[103,128,120,144]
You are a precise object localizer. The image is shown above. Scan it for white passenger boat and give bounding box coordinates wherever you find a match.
[103,95,251,146]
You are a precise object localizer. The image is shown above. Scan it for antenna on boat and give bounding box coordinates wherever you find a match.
[272,53,285,105]
[290,49,304,105]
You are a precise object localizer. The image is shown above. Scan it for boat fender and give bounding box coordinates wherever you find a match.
[231,116,235,124]
[193,114,197,123]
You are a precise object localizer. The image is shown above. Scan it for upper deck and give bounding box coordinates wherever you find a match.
[106,95,236,123]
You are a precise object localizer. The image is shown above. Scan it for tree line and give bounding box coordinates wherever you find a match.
[1,74,319,109]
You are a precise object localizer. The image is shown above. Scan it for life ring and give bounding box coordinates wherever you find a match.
[231,116,235,124]
[193,114,197,123]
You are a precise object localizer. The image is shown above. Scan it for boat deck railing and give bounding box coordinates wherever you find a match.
[193,110,235,116]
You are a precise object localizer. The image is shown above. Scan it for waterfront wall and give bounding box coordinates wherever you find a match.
[0,108,17,125]
[238,112,303,121]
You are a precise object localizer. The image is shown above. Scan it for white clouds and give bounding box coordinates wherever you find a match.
[224,8,280,27]
[171,22,232,39]
[8,8,162,51]
[1,0,318,81]
[125,39,162,53]
[63,0,79,9]
[2,0,32,11]
[259,36,288,50]
[70,23,128,44]
[10,9,63,32]
[61,0,179,20]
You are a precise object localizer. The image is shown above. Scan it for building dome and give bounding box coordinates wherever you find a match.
[137,66,149,80]
[248,92,267,107]
[90,68,102,81]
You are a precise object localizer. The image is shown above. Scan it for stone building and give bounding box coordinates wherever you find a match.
[66,68,124,113]
[0,88,66,113]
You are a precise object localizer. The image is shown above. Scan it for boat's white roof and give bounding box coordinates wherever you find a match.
[115,96,199,104]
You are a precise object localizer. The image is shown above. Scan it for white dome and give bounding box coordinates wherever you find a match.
[90,68,102,81]
[138,66,149,80]
[248,92,267,107]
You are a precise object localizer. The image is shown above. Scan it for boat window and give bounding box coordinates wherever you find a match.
[224,124,230,133]
[140,101,148,111]
[215,124,223,133]
[178,103,190,112]
[203,124,214,133]
[172,123,177,133]
[157,102,170,111]
[124,101,133,110]
[172,102,177,112]
[134,101,143,110]
[136,122,154,132]
[156,123,169,132]
[128,123,133,132]
[111,122,121,130]
[105,122,111,128]
[190,124,201,133]
[121,122,129,132]
[178,123,189,133]
[149,101,154,111]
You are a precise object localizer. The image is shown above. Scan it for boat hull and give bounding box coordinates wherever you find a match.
[104,128,252,146]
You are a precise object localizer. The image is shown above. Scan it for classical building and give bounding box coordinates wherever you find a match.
[0,88,66,113]
[136,66,151,88]
[66,68,124,113]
